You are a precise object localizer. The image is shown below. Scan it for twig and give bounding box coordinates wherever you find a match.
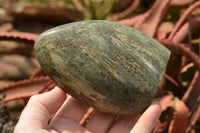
[0,76,49,92]
[0,32,38,46]
[181,72,200,114]
[186,100,200,132]
[79,107,95,126]
[159,39,200,73]
[172,16,200,42]
[164,74,180,87]
[30,66,43,79]
[134,0,171,37]
[168,1,200,40]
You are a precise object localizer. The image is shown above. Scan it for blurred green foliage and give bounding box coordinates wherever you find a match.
[29,0,73,4]
[30,0,44,4]
[79,0,115,20]
[59,0,72,3]
[29,0,115,20]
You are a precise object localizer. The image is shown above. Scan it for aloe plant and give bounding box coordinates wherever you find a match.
[75,0,116,20]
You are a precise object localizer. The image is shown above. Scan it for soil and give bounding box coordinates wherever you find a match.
[0,103,18,133]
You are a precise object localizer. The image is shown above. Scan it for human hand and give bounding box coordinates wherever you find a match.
[14,86,161,133]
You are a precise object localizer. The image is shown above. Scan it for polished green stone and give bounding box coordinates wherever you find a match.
[34,20,170,115]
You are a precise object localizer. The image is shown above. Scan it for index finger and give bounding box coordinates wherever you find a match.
[130,102,162,133]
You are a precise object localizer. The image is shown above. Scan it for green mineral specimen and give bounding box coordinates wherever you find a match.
[34,20,170,115]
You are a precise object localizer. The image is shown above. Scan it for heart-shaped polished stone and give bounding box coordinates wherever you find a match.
[34,20,170,115]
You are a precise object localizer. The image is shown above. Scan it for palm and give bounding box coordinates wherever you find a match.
[14,87,161,133]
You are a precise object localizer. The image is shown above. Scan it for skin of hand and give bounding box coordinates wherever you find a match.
[14,86,162,133]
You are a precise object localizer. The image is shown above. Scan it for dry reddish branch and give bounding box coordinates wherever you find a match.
[159,39,200,72]
[30,66,43,78]
[170,0,192,5]
[186,101,200,133]
[79,107,95,126]
[134,0,171,37]
[168,98,189,133]
[0,32,38,46]
[117,15,143,26]
[182,72,200,110]
[117,0,171,31]
[153,121,168,133]
[172,16,200,42]
[168,1,200,40]
[157,22,174,39]
[164,74,180,87]
[38,80,56,93]
[155,96,189,133]
[154,95,174,133]
[0,76,50,102]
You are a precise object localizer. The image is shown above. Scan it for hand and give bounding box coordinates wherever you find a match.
[14,86,161,133]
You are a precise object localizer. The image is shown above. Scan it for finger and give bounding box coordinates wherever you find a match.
[14,86,66,133]
[130,102,162,133]
[49,96,89,124]
[85,111,116,133]
[108,115,140,133]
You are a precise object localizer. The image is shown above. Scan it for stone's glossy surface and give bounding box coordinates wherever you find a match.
[34,20,170,115]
